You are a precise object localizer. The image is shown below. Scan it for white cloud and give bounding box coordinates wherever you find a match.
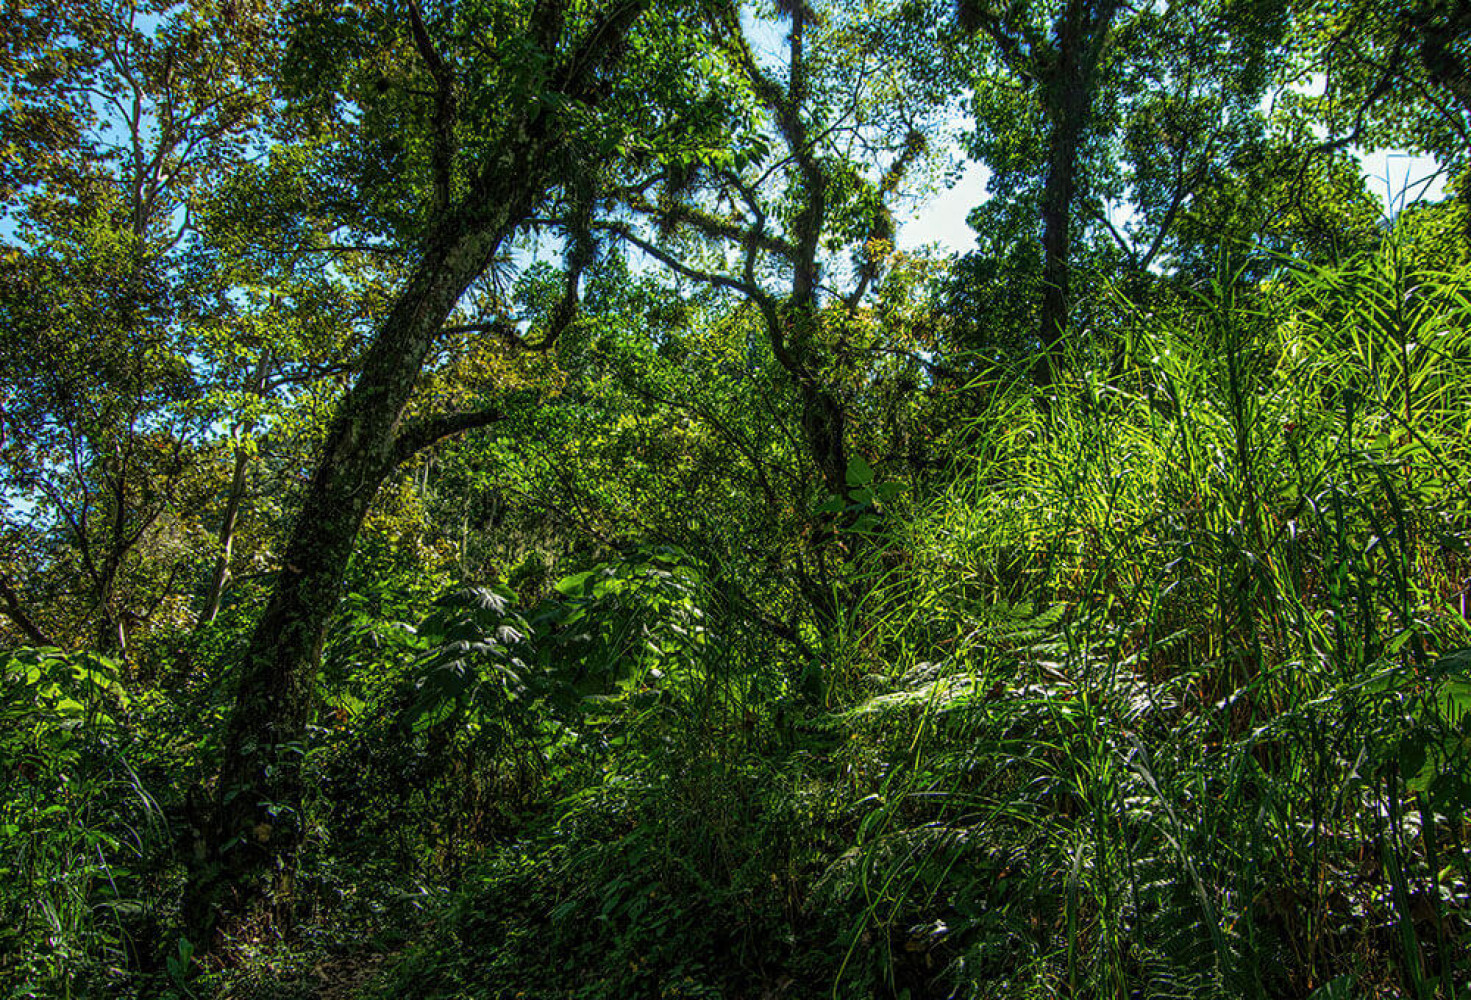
[896,161,990,255]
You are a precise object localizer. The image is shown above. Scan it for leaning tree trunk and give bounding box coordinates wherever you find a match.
[182,215,508,941]
[198,443,250,627]
[180,0,658,944]
[200,349,272,626]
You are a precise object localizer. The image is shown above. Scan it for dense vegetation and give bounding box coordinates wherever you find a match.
[3,1,1470,997]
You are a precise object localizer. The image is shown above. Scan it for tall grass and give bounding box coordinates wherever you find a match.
[368,249,1471,1000]
[828,249,1471,997]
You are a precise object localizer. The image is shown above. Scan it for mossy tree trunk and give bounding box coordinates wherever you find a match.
[183,0,655,944]
[182,214,513,940]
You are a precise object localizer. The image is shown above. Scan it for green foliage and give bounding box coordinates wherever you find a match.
[371,246,1471,997]
[535,547,706,689]
[2,646,128,730]
[0,648,172,995]
[6,2,1471,998]
[409,584,534,732]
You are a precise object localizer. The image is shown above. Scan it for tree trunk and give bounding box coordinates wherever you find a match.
[94,557,127,659]
[199,445,250,627]
[183,216,507,941]
[1035,83,1087,386]
[782,284,848,499]
[0,574,53,647]
[800,383,849,499]
[180,0,655,944]
[200,350,272,627]
[1034,0,1119,386]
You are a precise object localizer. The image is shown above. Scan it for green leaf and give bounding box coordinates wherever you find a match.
[1399,732,1429,781]
[845,454,873,487]
[1437,679,1471,725]
[54,697,86,717]
[555,571,594,597]
[1432,647,1471,678]
[592,576,628,598]
[1430,772,1471,815]
[1305,976,1358,1000]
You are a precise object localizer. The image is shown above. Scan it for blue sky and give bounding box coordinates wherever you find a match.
[895,146,1448,257]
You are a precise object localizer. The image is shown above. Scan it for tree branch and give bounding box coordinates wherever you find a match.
[392,406,508,466]
[1092,202,1138,267]
[439,319,552,351]
[958,2,1038,82]
[597,221,765,298]
[438,207,591,354]
[0,573,55,648]
[1292,28,1412,196]
[541,199,597,351]
[407,0,458,214]
[554,0,650,102]
[1137,170,1196,273]
[625,191,796,260]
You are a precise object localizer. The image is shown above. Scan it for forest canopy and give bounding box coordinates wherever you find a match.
[2,0,1471,997]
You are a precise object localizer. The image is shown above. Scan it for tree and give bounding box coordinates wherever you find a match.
[0,0,278,656]
[959,0,1121,383]
[1294,0,1470,173]
[608,1,947,495]
[589,0,951,634]
[184,0,718,941]
[1167,123,1384,281]
[952,0,1291,380]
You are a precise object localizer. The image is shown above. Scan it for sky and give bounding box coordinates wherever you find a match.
[893,63,1450,258]
[895,161,989,255]
[894,140,1448,258]
[1361,148,1448,217]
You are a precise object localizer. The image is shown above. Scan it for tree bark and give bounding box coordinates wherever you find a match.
[182,215,510,941]
[799,384,849,499]
[777,11,848,500]
[200,350,272,627]
[1035,73,1087,385]
[1033,0,1119,386]
[199,444,250,627]
[0,574,54,647]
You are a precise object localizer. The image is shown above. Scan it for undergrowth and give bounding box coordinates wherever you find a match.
[6,252,1471,999]
[366,251,1471,999]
